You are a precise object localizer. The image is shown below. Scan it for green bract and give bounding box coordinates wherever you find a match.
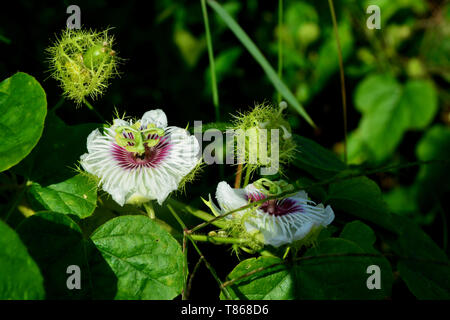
[47,29,119,104]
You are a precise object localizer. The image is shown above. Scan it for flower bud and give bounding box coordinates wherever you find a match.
[231,102,296,175]
[47,29,120,105]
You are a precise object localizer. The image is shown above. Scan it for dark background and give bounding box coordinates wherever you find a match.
[1,0,448,300]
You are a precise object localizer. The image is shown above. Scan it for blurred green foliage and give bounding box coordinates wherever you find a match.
[0,0,449,300]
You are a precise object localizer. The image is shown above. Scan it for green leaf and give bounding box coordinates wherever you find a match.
[355,74,407,161]
[221,256,294,300]
[0,220,45,299]
[0,72,47,172]
[396,224,450,299]
[340,220,376,252]
[383,185,419,216]
[292,134,347,179]
[352,75,439,162]
[17,213,185,299]
[222,236,393,300]
[28,174,98,219]
[293,238,392,299]
[206,0,315,127]
[326,177,398,233]
[355,74,402,114]
[401,80,438,129]
[13,111,98,186]
[90,215,185,300]
[415,125,450,209]
[16,211,116,299]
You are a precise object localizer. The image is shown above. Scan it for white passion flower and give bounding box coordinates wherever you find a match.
[209,180,334,248]
[80,109,200,206]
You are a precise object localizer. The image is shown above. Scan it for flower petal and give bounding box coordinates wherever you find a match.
[141,109,168,128]
[215,181,248,214]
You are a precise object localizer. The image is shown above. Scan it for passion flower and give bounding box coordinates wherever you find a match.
[207,179,334,248]
[80,109,201,206]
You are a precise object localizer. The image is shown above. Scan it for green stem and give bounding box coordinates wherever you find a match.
[282,246,290,259]
[201,0,220,121]
[185,256,203,300]
[243,165,253,187]
[83,99,105,122]
[51,97,65,111]
[143,201,156,219]
[167,204,233,300]
[277,0,283,103]
[328,0,348,164]
[234,163,243,189]
[181,232,188,300]
[190,234,248,245]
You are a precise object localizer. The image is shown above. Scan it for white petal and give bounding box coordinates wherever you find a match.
[112,118,131,127]
[215,181,248,213]
[141,109,168,128]
[291,190,309,201]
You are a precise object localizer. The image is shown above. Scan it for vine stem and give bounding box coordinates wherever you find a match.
[51,97,65,111]
[83,99,105,122]
[277,0,283,103]
[234,163,243,189]
[190,234,248,245]
[167,204,233,300]
[243,165,253,187]
[328,0,348,164]
[185,256,204,299]
[201,0,220,121]
[181,232,188,300]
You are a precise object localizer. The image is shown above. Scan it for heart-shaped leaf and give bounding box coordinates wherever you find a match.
[0,72,47,172]
[28,174,98,219]
[0,220,45,299]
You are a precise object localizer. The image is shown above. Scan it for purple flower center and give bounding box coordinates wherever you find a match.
[111,137,171,170]
[246,192,302,217]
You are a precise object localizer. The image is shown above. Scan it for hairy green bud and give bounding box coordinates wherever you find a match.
[231,102,297,175]
[47,28,120,105]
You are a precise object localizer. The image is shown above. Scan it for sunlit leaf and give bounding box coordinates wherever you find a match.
[0,72,47,172]
[28,174,98,219]
[17,212,185,300]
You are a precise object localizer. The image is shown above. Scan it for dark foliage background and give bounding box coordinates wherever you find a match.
[1,0,448,299]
